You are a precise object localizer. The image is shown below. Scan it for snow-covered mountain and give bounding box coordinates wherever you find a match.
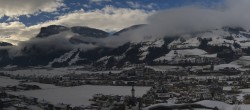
[1,25,250,68]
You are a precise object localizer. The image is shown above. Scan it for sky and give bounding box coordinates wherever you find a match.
[0,0,224,45]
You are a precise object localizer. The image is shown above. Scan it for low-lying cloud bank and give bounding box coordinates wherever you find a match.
[8,31,99,57]
[97,0,250,48]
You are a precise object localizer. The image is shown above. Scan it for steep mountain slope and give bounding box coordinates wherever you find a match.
[0,25,250,68]
[113,24,146,36]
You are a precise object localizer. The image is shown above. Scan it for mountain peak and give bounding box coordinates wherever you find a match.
[36,25,109,38]
[71,26,109,38]
[37,25,69,38]
[113,24,146,36]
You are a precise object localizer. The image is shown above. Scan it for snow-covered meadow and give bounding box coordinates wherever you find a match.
[0,76,20,87]
[0,74,150,107]
[10,85,150,106]
[143,100,250,110]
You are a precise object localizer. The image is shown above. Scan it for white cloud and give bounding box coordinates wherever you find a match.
[127,1,141,8]
[0,0,64,18]
[126,1,157,9]
[89,0,112,3]
[110,0,250,45]
[0,22,37,44]
[83,4,91,8]
[88,0,112,6]
[0,6,152,45]
[42,6,152,31]
[89,0,112,6]
[91,0,250,48]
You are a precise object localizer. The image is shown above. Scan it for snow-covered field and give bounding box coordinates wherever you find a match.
[196,100,250,110]
[10,85,151,106]
[214,64,241,70]
[214,56,250,70]
[155,48,209,61]
[143,100,250,110]
[0,76,20,87]
[1,75,150,107]
[231,56,250,67]
[147,65,208,72]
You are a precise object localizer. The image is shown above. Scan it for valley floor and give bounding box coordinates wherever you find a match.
[1,65,250,110]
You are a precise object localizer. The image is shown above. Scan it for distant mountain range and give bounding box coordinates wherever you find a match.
[0,25,250,68]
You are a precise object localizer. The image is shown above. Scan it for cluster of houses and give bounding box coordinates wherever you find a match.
[0,64,248,88]
[82,76,250,109]
[1,65,161,87]
[2,64,250,109]
[141,80,239,105]
[0,85,141,110]
[153,51,224,66]
[195,67,243,76]
[168,40,199,50]
[85,91,140,110]
[1,83,41,92]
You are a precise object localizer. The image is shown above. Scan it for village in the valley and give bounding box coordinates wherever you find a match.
[1,61,250,110]
[1,37,250,110]
[3,0,250,109]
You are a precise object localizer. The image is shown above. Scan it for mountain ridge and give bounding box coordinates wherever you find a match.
[1,25,250,68]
